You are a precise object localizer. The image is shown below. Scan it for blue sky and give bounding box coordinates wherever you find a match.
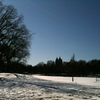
[3,0,100,65]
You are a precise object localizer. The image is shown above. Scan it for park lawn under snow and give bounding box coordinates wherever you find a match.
[0,73,100,100]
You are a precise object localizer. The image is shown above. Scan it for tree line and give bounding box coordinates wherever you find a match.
[1,55,100,77]
[32,56,100,77]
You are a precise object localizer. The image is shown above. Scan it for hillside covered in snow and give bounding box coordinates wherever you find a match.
[0,73,100,100]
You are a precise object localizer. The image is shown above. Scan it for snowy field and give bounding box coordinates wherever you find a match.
[0,73,100,100]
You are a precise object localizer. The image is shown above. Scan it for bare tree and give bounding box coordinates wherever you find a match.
[70,54,75,63]
[0,2,32,71]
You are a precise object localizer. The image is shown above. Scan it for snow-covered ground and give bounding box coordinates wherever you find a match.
[0,73,100,100]
[34,75,100,87]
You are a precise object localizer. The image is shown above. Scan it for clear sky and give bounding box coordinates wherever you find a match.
[3,0,100,65]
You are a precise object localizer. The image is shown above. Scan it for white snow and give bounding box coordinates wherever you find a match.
[34,75,100,87]
[0,73,100,100]
[0,73,16,79]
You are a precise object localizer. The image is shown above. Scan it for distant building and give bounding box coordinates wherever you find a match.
[55,57,62,65]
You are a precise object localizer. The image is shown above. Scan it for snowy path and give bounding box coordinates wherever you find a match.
[0,73,100,100]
